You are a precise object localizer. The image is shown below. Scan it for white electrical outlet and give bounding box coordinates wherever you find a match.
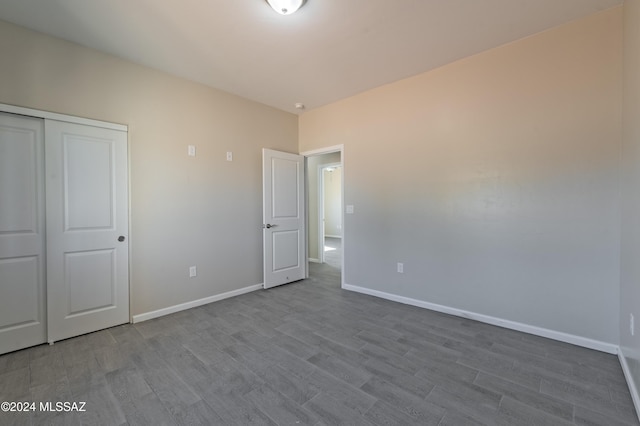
[397,262,404,273]
[189,266,197,278]
[631,313,635,336]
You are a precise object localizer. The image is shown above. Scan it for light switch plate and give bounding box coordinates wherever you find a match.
[188,145,196,157]
[346,205,354,214]
[226,151,233,161]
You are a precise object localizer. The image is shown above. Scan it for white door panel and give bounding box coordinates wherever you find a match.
[272,230,301,271]
[64,135,114,230]
[46,120,129,343]
[65,249,116,316]
[0,113,46,354]
[272,157,301,217]
[263,149,305,289]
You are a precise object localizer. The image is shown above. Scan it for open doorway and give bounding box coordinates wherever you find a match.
[303,147,343,282]
[320,163,342,267]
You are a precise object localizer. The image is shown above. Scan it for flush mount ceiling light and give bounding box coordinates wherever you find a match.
[265,0,307,15]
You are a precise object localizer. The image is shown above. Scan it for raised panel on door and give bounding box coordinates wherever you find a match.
[272,157,301,218]
[46,120,129,343]
[0,112,46,355]
[263,149,305,289]
[272,230,301,271]
[65,249,116,316]
[64,134,114,231]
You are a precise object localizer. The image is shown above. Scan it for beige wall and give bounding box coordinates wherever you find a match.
[621,0,640,410]
[300,8,622,344]
[0,20,298,316]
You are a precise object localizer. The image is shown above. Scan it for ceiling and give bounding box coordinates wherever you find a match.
[0,0,623,114]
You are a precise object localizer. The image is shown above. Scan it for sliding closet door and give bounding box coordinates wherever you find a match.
[45,120,129,343]
[0,113,46,354]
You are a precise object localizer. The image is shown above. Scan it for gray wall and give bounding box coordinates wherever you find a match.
[0,20,298,316]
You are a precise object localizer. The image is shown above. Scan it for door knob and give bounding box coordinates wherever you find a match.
[264,224,277,229]
[118,236,126,242]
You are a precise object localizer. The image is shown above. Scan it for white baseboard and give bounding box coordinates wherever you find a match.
[342,283,618,354]
[308,258,321,263]
[132,283,263,323]
[619,349,640,423]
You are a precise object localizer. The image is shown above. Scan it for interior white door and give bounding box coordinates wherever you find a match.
[45,120,129,343]
[0,113,46,354]
[263,149,306,289]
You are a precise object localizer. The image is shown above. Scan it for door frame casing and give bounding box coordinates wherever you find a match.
[0,103,126,131]
[300,145,345,288]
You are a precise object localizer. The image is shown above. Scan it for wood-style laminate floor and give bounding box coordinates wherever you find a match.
[1,262,638,425]
[323,237,341,269]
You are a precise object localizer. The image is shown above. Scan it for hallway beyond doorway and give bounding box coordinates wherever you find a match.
[323,237,342,269]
